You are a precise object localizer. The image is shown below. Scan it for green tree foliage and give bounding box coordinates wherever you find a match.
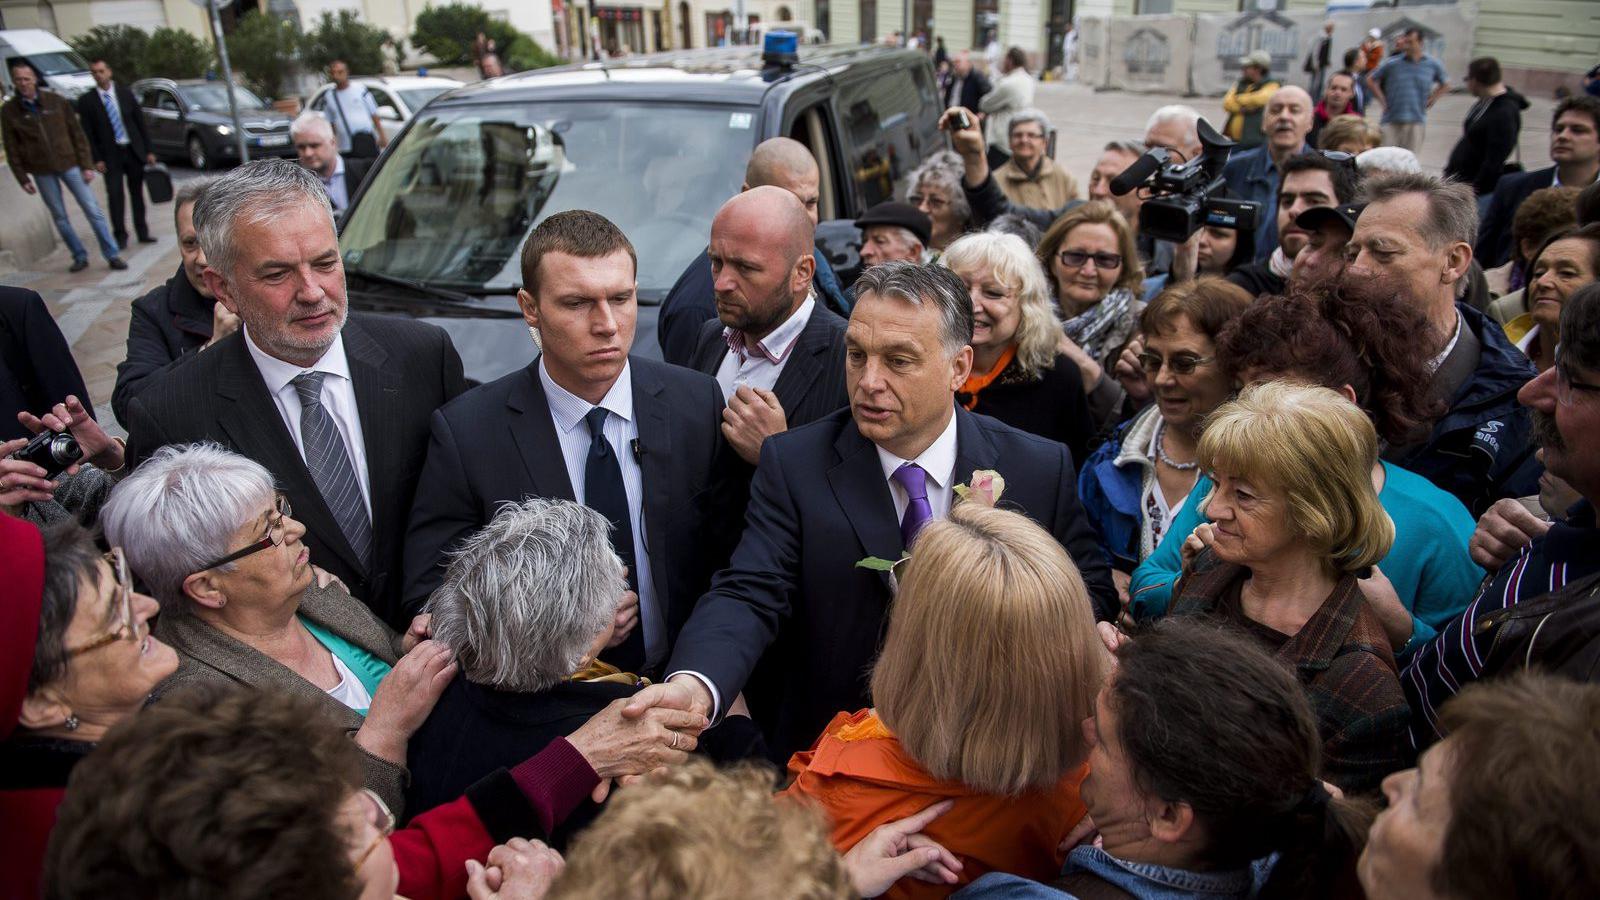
[70,25,150,83]
[301,10,390,75]
[410,2,516,66]
[503,34,561,72]
[142,27,213,80]
[225,13,301,98]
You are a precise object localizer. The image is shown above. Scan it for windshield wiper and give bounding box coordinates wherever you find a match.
[344,265,478,305]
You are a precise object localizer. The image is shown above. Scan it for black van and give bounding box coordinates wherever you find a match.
[337,43,944,383]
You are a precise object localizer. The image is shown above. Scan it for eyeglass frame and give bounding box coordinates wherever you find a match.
[66,548,136,657]
[352,788,396,869]
[1555,344,1600,406]
[188,494,293,576]
[1137,351,1216,377]
[1057,250,1124,271]
[1312,149,1358,169]
[907,191,950,210]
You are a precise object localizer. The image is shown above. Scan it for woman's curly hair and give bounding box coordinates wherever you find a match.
[1215,284,1445,446]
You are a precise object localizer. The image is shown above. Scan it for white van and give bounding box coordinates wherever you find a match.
[0,29,96,100]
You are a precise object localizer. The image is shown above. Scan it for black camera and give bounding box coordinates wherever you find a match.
[10,430,83,479]
[1109,118,1260,244]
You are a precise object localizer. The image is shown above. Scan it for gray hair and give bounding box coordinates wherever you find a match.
[908,150,972,228]
[101,443,277,611]
[427,498,625,692]
[1356,146,1422,178]
[1144,105,1202,150]
[172,175,217,228]
[290,110,335,141]
[1008,108,1052,137]
[193,158,335,279]
[851,261,975,354]
[1103,139,1146,158]
[987,213,1043,248]
[1360,171,1478,249]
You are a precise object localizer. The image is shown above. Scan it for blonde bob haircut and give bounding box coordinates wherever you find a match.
[941,231,1061,377]
[871,502,1103,796]
[1198,381,1395,576]
[550,759,851,900]
[1036,200,1146,296]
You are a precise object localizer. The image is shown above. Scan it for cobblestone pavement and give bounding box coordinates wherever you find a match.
[6,83,1558,436]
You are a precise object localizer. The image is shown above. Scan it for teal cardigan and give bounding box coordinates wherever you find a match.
[1128,461,1485,656]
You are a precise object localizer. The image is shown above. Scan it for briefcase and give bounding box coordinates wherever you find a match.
[145,163,174,204]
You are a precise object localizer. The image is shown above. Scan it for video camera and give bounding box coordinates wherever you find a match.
[1109,118,1259,244]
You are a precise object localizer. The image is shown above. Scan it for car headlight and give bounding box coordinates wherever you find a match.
[215,124,233,136]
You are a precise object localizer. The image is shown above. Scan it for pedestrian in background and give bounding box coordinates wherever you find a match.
[1,62,126,272]
[324,59,384,158]
[1221,51,1280,149]
[1366,28,1449,153]
[75,58,156,251]
[1446,57,1528,216]
[1303,21,1334,100]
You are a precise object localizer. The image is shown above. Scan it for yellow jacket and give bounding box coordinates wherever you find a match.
[1222,79,1280,144]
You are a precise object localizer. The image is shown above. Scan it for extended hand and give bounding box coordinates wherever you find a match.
[842,799,963,897]
[722,385,787,465]
[607,586,639,648]
[0,437,56,513]
[1112,336,1150,405]
[569,693,708,798]
[1468,498,1549,570]
[18,395,122,472]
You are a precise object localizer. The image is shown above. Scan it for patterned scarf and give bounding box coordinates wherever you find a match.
[1063,287,1136,364]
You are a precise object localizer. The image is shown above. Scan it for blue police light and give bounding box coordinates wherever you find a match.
[763,30,799,68]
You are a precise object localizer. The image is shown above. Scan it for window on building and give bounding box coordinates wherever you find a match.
[817,0,831,40]
[860,0,877,42]
[1139,0,1176,13]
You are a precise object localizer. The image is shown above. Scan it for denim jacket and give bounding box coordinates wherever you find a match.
[953,845,1264,900]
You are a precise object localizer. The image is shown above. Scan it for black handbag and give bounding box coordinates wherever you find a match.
[145,162,174,203]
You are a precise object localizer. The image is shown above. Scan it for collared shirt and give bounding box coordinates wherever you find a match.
[1552,167,1600,189]
[1371,53,1449,125]
[243,326,372,515]
[321,154,349,212]
[97,85,128,145]
[875,408,960,524]
[714,294,814,401]
[1427,307,1465,373]
[537,358,664,668]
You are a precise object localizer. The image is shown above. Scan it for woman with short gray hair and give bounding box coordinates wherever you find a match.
[100,442,454,815]
[908,151,974,254]
[993,108,1079,211]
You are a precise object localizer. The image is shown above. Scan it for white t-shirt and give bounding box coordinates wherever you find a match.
[326,652,374,711]
[327,82,378,152]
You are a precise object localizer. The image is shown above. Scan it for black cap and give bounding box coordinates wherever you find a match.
[1296,202,1365,234]
[854,202,933,248]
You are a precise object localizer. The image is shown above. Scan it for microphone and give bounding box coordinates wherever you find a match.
[1109,147,1169,196]
[631,438,643,460]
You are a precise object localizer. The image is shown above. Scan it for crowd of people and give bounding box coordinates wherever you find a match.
[3,36,1600,900]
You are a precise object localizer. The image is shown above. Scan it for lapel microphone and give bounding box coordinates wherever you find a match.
[631,438,644,460]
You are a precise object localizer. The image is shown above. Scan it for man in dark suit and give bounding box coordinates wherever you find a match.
[1476,96,1600,268]
[403,210,741,677]
[75,58,156,248]
[125,160,466,625]
[291,112,373,218]
[633,262,1116,761]
[943,50,992,114]
[686,186,848,466]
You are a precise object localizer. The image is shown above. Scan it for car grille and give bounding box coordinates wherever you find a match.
[243,119,289,136]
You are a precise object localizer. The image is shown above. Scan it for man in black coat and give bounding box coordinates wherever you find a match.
[637,262,1116,761]
[75,59,155,248]
[403,210,742,677]
[1444,57,1527,200]
[0,286,93,441]
[1477,96,1600,268]
[943,49,991,113]
[125,160,466,625]
[111,178,237,425]
[685,187,849,467]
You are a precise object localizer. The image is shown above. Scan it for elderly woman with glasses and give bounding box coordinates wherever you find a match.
[992,109,1078,211]
[1078,278,1252,610]
[1036,201,1149,430]
[0,515,178,898]
[908,151,974,254]
[941,231,1094,463]
[99,442,456,816]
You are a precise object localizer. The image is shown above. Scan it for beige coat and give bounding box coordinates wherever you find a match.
[995,155,1079,211]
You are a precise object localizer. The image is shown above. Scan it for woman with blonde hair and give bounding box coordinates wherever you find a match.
[785,502,1104,898]
[942,231,1094,462]
[1168,381,1410,793]
[1036,201,1147,429]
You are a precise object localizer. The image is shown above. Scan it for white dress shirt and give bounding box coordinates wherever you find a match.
[322,154,349,213]
[243,326,373,515]
[538,358,665,668]
[97,85,129,145]
[876,407,960,522]
[714,294,815,401]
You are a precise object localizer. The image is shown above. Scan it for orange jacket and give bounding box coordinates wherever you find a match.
[783,710,1088,900]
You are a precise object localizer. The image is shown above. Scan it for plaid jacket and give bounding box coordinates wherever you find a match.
[1171,550,1412,795]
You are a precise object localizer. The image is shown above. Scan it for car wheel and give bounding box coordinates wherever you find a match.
[187,134,209,170]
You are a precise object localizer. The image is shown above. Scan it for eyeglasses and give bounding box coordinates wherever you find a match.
[1058,250,1123,270]
[907,192,949,210]
[67,548,137,657]
[1011,131,1046,141]
[1312,149,1358,169]
[189,494,293,575]
[351,789,395,870]
[1556,345,1600,406]
[1138,352,1215,376]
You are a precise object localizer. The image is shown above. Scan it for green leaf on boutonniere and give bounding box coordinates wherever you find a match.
[855,556,902,571]
[952,484,970,499]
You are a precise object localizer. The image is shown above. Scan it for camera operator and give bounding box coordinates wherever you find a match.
[1227,152,1361,297]
[1,394,125,527]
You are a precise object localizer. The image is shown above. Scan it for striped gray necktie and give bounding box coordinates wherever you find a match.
[291,371,372,570]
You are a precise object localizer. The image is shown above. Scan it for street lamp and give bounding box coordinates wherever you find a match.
[188,0,250,163]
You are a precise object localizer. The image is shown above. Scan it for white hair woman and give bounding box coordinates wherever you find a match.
[100,442,454,816]
[405,497,762,844]
[941,231,1094,463]
[908,151,974,253]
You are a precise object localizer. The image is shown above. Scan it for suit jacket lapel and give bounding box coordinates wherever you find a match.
[952,407,1000,489]
[213,336,363,576]
[632,364,675,624]
[344,320,404,563]
[826,421,905,576]
[770,319,828,421]
[505,363,577,501]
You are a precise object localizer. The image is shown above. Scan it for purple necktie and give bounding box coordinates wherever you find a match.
[891,463,934,549]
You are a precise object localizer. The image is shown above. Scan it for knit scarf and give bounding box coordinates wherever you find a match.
[1063,287,1136,363]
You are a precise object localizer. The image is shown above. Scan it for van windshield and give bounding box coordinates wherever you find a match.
[24,51,89,76]
[339,101,754,296]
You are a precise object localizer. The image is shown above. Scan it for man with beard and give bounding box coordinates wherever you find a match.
[686,187,849,466]
[1402,283,1600,749]
[1221,86,1315,261]
[125,159,467,625]
[1226,151,1358,296]
[1341,172,1539,515]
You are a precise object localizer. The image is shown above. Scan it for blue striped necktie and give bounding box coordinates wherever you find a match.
[102,90,127,144]
[291,371,373,570]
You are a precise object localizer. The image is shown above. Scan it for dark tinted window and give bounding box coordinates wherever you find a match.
[839,66,930,209]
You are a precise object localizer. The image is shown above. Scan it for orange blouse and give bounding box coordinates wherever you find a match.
[782,710,1088,900]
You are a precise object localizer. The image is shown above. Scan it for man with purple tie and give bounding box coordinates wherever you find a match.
[648,262,1115,760]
